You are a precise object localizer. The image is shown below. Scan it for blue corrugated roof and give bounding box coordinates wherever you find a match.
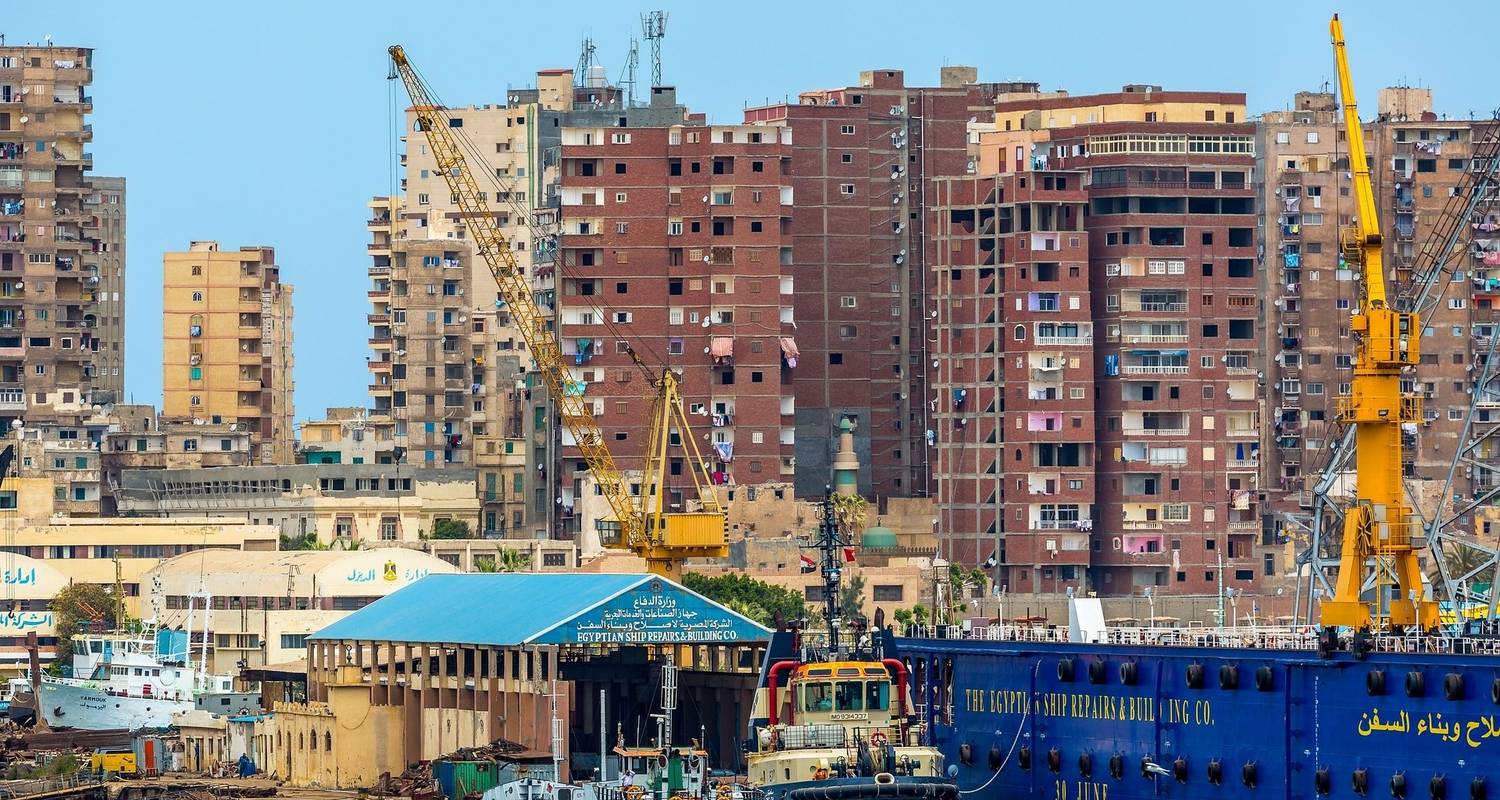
[309,573,769,646]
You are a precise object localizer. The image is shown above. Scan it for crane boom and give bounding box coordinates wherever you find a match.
[388,46,725,576]
[1321,15,1436,629]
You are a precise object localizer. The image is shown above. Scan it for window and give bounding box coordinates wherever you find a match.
[280,634,309,650]
[840,125,856,135]
[872,585,904,601]
[379,517,398,541]
[183,439,198,452]
[191,291,203,302]
[840,184,856,196]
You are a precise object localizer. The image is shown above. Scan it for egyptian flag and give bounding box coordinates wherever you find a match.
[800,553,816,573]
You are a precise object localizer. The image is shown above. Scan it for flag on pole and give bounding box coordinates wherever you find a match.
[800,553,816,573]
[842,547,857,563]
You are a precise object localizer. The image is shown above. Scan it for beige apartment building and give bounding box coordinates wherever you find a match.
[0,46,114,428]
[163,241,294,464]
[299,406,397,465]
[1257,89,1495,544]
[89,176,125,398]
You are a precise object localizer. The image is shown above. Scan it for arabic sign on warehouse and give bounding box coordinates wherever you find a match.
[536,577,769,645]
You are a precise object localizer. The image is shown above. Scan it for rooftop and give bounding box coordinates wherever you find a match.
[311,573,770,646]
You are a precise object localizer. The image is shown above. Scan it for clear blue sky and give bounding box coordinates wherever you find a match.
[7,1,1491,421]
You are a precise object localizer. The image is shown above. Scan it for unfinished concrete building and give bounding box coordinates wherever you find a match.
[0,45,111,428]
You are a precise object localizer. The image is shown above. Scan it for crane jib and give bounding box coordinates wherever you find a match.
[388,46,728,575]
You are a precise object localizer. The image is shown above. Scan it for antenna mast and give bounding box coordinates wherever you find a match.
[641,11,667,88]
[574,37,598,89]
[620,38,639,107]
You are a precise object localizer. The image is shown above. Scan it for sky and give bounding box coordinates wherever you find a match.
[7,1,1494,422]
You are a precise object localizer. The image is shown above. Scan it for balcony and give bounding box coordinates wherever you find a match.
[1123,426,1189,437]
[1228,521,1260,533]
[1036,334,1092,346]
[1225,428,1259,439]
[0,386,22,411]
[1121,520,1164,530]
[1122,333,1188,345]
[1121,364,1188,375]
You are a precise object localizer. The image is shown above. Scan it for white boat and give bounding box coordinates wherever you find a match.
[35,627,235,730]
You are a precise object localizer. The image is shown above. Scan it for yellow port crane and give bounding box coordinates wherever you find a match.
[1321,15,1437,629]
[388,46,726,578]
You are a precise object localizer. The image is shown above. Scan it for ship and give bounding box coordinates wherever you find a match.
[891,14,1500,800]
[745,493,957,800]
[29,627,235,730]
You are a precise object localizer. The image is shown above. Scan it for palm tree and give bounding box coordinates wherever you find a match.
[475,547,532,573]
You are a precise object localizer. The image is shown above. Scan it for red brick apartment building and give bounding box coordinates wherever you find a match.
[932,87,1266,595]
[556,123,796,520]
[744,68,1025,499]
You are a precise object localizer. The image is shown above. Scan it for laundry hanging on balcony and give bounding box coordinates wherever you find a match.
[1414,140,1442,155]
[1283,252,1300,268]
[574,339,594,365]
[710,337,734,363]
[713,441,734,463]
[779,337,800,368]
[1104,354,1119,376]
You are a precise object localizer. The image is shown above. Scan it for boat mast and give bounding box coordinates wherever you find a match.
[813,488,848,650]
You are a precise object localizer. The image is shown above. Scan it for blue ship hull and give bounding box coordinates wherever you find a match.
[898,632,1500,799]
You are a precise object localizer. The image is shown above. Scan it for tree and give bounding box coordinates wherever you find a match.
[430,519,473,540]
[839,574,867,622]
[280,533,328,551]
[51,583,118,658]
[335,538,364,551]
[830,494,868,537]
[892,608,914,628]
[682,572,806,627]
[475,547,532,573]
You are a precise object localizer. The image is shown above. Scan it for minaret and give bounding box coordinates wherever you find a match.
[832,418,860,497]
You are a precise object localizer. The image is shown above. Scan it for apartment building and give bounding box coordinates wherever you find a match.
[0,46,109,427]
[743,68,1013,499]
[1257,93,1356,525]
[98,404,253,514]
[929,171,1095,580]
[555,122,796,544]
[1257,89,1496,538]
[163,241,294,464]
[929,87,1263,593]
[299,406,397,465]
[88,176,124,398]
[372,70,692,539]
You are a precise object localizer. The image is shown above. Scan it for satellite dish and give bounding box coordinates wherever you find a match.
[701,319,711,328]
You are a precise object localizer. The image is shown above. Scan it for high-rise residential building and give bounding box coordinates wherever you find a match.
[162,241,294,464]
[555,121,796,545]
[1256,92,1353,524]
[88,175,124,399]
[743,68,1016,499]
[1258,90,1498,535]
[372,68,690,539]
[929,86,1264,594]
[929,170,1095,576]
[0,45,110,427]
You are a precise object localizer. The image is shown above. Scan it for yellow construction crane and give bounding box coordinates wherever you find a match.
[388,46,726,578]
[1322,15,1437,629]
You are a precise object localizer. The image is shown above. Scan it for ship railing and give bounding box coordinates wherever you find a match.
[905,623,1323,651]
[772,723,906,752]
[1370,634,1500,656]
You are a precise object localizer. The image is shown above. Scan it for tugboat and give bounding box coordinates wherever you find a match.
[745,492,957,800]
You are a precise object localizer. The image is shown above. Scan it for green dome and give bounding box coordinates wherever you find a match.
[861,526,898,549]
